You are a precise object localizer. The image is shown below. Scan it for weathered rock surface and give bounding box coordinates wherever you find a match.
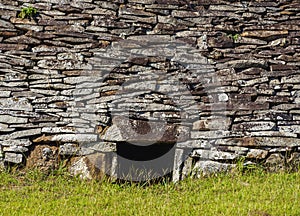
[192,160,235,177]
[0,0,299,181]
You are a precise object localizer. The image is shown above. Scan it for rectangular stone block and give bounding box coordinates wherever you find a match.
[216,137,300,147]
[0,139,32,147]
[0,128,41,140]
[191,149,238,160]
[51,134,98,143]
[4,153,23,164]
[0,98,32,111]
[0,115,27,124]
[232,121,276,131]
[191,130,231,139]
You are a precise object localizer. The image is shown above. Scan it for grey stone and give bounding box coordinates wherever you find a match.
[4,153,23,164]
[127,35,171,42]
[29,89,59,96]
[0,98,32,111]
[181,156,193,180]
[226,60,267,69]
[225,146,249,155]
[171,52,207,64]
[84,142,117,153]
[69,157,93,180]
[0,43,28,51]
[100,125,122,142]
[70,153,116,180]
[37,59,92,70]
[282,75,300,84]
[84,7,115,15]
[0,115,27,124]
[86,26,108,32]
[0,19,14,29]
[15,25,43,32]
[269,147,293,153]
[216,137,300,147]
[72,88,93,96]
[192,160,235,177]
[41,127,75,134]
[246,149,269,159]
[191,149,238,160]
[232,121,276,131]
[0,123,14,132]
[79,147,96,156]
[70,2,97,9]
[32,45,70,53]
[3,146,28,153]
[209,5,245,11]
[193,118,231,131]
[101,117,189,143]
[51,134,98,143]
[0,129,41,140]
[218,93,229,102]
[265,153,285,171]
[279,125,300,134]
[57,53,84,61]
[75,93,100,102]
[59,143,79,155]
[176,30,204,37]
[42,147,53,160]
[0,139,32,147]
[5,35,40,45]
[128,0,155,4]
[29,114,60,123]
[246,131,297,138]
[41,10,66,16]
[116,103,180,112]
[177,140,212,149]
[172,148,184,183]
[191,130,231,139]
[31,84,74,90]
[64,76,101,84]
[35,108,64,113]
[12,91,42,99]
[0,91,11,97]
[235,37,267,45]
[119,15,156,24]
[32,96,72,104]
[171,10,200,17]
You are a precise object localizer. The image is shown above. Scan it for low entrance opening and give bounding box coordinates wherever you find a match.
[116,142,176,182]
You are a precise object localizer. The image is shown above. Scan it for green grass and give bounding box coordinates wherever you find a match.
[18,6,38,19]
[0,169,299,216]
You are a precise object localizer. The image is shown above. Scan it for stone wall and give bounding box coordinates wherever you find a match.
[0,0,300,181]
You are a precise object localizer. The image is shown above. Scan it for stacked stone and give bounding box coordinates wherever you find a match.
[0,0,299,180]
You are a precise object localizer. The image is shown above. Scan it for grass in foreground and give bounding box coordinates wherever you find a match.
[0,169,299,216]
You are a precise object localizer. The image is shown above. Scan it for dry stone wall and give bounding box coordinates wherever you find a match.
[0,0,300,181]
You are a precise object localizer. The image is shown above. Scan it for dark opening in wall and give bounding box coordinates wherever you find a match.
[116,142,175,181]
[117,142,175,161]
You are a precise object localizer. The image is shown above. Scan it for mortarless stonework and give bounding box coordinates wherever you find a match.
[0,0,300,181]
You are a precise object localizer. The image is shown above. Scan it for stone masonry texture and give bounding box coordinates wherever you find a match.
[0,0,300,181]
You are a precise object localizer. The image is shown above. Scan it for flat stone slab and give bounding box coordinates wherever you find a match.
[101,116,189,143]
[216,137,300,147]
[0,98,32,111]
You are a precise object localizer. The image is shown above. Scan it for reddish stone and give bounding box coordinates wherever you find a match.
[271,64,298,71]
[0,43,28,51]
[0,31,18,37]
